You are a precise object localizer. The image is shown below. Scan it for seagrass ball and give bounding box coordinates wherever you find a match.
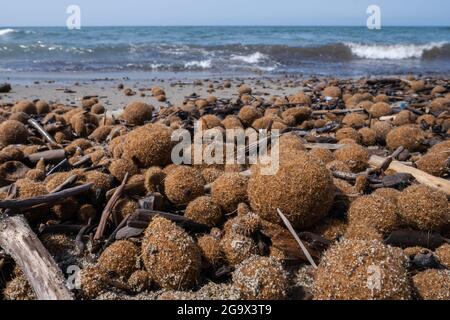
[164,166,204,205]
[314,240,411,300]
[334,144,369,173]
[185,196,222,227]
[398,185,449,231]
[413,269,450,300]
[233,255,288,300]
[122,101,154,125]
[386,125,425,151]
[141,217,201,289]
[0,120,29,145]
[122,124,173,168]
[248,152,334,228]
[347,195,400,234]
[97,240,139,278]
[211,172,248,213]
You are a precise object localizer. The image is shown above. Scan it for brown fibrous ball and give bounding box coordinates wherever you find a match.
[12,100,36,114]
[238,105,262,127]
[309,147,334,164]
[314,240,411,300]
[164,166,204,205]
[122,101,154,125]
[334,144,369,173]
[185,196,222,227]
[0,120,29,145]
[386,125,425,151]
[141,217,201,290]
[221,232,258,266]
[109,158,138,181]
[335,127,362,143]
[359,127,377,146]
[369,102,391,118]
[122,124,173,168]
[97,240,139,278]
[211,172,248,213]
[413,269,450,300]
[248,153,334,228]
[233,255,288,300]
[398,185,449,231]
[347,195,400,234]
[197,234,223,267]
[342,113,367,128]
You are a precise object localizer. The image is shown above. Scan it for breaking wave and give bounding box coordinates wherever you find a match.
[0,28,15,36]
[345,42,449,60]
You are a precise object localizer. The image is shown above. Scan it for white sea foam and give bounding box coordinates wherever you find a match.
[346,42,447,60]
[230,52,267,63]
[184,59,212,69]
[0,28,15,36]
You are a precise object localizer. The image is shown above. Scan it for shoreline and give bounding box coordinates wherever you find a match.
[1,73,450,110]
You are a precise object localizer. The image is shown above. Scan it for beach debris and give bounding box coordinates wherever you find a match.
[0,76,449,301]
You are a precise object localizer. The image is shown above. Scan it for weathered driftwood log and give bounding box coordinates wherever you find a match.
[369,155,450,195]
[384,229,449,249]
[0,183,92,209]
[130,209,211,232]
[27,149,66,164]
[0,215,74,300]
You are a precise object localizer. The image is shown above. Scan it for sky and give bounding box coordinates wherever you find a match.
[0,0,449,27]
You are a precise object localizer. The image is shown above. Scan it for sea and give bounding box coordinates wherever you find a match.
[0,26,449,80]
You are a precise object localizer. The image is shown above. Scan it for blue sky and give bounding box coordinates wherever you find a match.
[1,0,449,26]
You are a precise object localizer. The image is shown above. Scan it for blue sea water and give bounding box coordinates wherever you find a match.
[0,26,449,79]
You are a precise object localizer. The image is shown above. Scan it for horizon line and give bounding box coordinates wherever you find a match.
[2,24,449,28]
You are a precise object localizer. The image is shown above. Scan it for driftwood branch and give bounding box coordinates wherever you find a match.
[277,208,318,269]
[304,143,344,150]
[384,229,449,249]
[131,209,211,232]
[94,173,129,240]
[27,149,66,164]
[369,155,450,195]
[0,215,74,300]
[0,183,92,209]
[28,118,58,145]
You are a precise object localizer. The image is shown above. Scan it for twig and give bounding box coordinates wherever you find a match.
[100,214,131,253]
[28,118,59,146]
[304,143,344,150]
[94,173,129,240]
[131,209,210,232]
[46,158,70,176]
[27,149,66,164]
[276,208,318,269]
[0,183,93,209]
[50,175,78,193]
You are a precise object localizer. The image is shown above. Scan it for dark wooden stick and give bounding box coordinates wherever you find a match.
[94,173,129,240]
[384,229,449,249]
[27,149,66,164]
[28,118,58,145]
[132,209,210,232]
[39,224,83,235]
[46,158,70,176]
[0,215,74,300]
[105,180,144,199]
[50,175,78,193]
[277,208,317,269]
[0,183,92,209]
